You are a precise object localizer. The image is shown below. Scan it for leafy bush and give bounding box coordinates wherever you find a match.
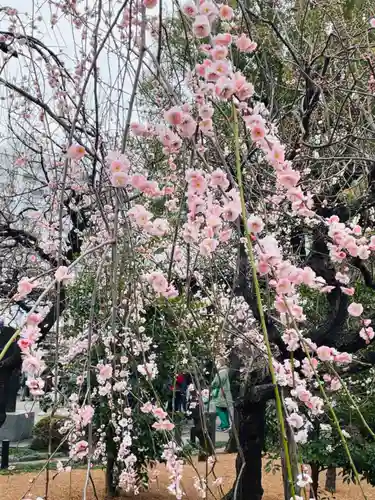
[30,415,69,452]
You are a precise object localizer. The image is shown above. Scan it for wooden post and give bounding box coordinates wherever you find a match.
[1,440,9,469]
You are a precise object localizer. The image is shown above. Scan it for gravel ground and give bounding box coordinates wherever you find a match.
[0,454,373,499]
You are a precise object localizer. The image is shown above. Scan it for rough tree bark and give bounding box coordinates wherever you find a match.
[223,380,274,500]
[325,466,336,493]
[309,463,320,499]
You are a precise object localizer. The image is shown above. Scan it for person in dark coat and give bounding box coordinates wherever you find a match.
[0,324,22,427]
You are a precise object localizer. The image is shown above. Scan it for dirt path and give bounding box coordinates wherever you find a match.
[0,454,373,499]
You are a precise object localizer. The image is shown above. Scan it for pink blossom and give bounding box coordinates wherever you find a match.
[257,235,282,264]
[140,180,161,197]
[348,302,363,317]
[199,43,212,55]
[183,1,198,16]
[143,0,157,8]
[199,1,218,20]
[360,326,375,344]
[67,144,86,160]
[71,440,88,459]
[282,329,299,351]
[111,171,130,187]
[219,228,232,242]
[199,104,214,119]
[177,113,197,138]
[219,4,233,20]
[341,287,355,296]
[222,201,241,221]
[369,235,375,250]
[316,345,333,362]
[18,338,33,351]
[250,124,266,142]
[328,378,341,391]
[370,17,375,28]
[164,106,183,126]
[334,352,352,364]
[27,313,42,325]
[211,46,228,60]
[199,118,213,135]
[152,407,168,419]
[79,405,94,427]
[163,284,179,299]
[189,175,207,194]
[20,325,40,344]
[199,238,219,257]
[140,402,153,413]
[301,357,318,379]
[147,271,168,293]
[55,266,74,283]
[357,245,370,260]
[131,174,148,190]
[15,157,26,166]
[17,277,35,298]
[109,157,130,174]
[236,34,257,53]
[287,412,304,429]
[276,279,293,295]
[307,396,324,415]
[275,296,289,313]
[267,144,285,165]
[22,352,45,376]
[295,386,311,403]
[300,266,316,286]
[99,364,113,381]
[257,260,269,274]
[213,33,232,46]
[215,76,235,100]
[152,420,175,431]
[202,60,218,79]
[247,215,264,234]
[26,377,45,396]
[234,72,254,100]
[128,205,153,227]
[277,168,300,188]
[192,15,211,38]
[210,168,229,189]
[150,218,169,236]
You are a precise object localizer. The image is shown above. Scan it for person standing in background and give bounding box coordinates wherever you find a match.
[168,373,185,412]
[211,358,233,432]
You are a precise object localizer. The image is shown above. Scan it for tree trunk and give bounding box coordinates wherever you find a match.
[106,456,117,497]
[325,466,336,493]
[309,463,320,499]
[223,401,266,500]
[225,406,238,454]
[106,426,117,497]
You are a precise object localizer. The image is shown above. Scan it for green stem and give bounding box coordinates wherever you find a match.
[0,330,20,362]
[301,345,367,499]
[329,365,375,440]
[232,101,297,499]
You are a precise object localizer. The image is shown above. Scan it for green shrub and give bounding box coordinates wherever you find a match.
[30,415,68,452]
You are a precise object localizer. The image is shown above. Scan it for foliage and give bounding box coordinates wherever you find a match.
[30,416,69,452]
